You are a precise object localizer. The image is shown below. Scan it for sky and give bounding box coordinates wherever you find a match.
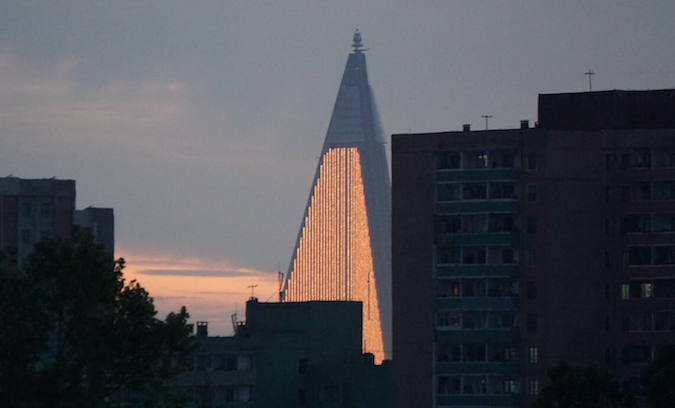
[2,1,675,335]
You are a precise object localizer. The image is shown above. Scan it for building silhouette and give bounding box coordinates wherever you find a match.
[392,89,675,407]
[151,299,391,407]
[282,31,392,363]
[0,177,114,268]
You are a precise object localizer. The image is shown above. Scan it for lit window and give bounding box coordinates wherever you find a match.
[503,379,515,394]
[528,347,538,364]
[621,284,630,299]
[641,283,653,299]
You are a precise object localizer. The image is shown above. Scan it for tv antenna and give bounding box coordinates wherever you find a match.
[247,284,259,300]
[482,115,492,130]
[585,69,595,91]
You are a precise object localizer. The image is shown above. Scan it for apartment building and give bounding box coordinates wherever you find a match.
[391,89,675,407]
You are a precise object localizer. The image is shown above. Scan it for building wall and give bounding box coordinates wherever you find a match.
[392,92,675,408]
[171,300,391,408]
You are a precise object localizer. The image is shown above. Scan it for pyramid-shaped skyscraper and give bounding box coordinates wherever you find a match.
[282,31,391,362]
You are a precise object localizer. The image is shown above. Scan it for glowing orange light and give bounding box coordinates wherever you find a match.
[286,147,384,363]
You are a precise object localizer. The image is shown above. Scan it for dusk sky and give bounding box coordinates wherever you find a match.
[2,1,674,335]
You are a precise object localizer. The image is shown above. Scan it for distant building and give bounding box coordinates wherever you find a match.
[392,89,675,407]
[171,299,391,407]
[0,177,114,267]
[75,206,115,256]
[282,30,392,363]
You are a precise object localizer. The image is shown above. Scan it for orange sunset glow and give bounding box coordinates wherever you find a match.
[118,249,280,336]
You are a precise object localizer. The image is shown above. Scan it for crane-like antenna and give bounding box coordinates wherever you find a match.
[585,69,595,92]
[247,284,259,300]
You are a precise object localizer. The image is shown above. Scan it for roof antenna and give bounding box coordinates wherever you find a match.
[585,69,595,92]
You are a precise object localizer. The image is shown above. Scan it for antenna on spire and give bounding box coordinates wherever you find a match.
[352,29,368,52]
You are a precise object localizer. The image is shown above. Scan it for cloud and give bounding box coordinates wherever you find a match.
[117,247,281,336]
[139,269,250,278]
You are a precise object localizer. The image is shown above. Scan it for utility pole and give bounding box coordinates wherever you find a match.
[585,69,595,92]
[482,115,492,130]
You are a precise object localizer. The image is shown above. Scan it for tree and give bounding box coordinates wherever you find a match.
[532,362,635,408]
[643,344,675,408]
[0,232,194,408]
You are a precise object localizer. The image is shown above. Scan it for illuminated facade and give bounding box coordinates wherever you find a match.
[282,31,391,363]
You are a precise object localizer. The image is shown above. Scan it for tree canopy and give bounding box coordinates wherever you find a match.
[532,362,635,408]
[643,344,675,408]
[0,232,194,408]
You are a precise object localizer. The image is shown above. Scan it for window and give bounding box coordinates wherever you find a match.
[298,389,308,406]
[438,184,461,201]
[39,203,50,217]
[604,251,610,268]
[653,181,675,201]
[654,246,675,265]
[488,344,516,362]
[628,246,652,266]
[463,183,487,200]
[654,279,675,298]
[654,150,675,168]
[489,182,516,199]
[623,214,651,233]
[604,218,610,235]
[527,152,537,170]
[631,149,651,168]
[653,214,675,233]
[605,186,611,203]
[622,284,630,300]
[605,315,611,332]
[437,344,461,362]
[621,186,631,202]
[463,344,486,362]
[501,248,514,264]
[462,214,487,233]
[627,312,652,331]
[439,152,461,169]
[437,311,461,329]
[527,249,537,266]
[528,379,539,396]
[527,216,537,234]
[526,281,536,299]
[475,153,488,169]
[488,213,515,233]
[527,184,538,202]
[503,380,515,394]
[438,247,460,264]
[462,279,486,297]
[654,311,675,331]
[22,202,32,217]
[437,376,461,395]
[462,312,486,329]
[322,384,342,403]
[528,347,538,363]
[298,358,308,374]
[439,215,461,234]
[463,246,487,264]
[526,313,537,333]
[21,230,31,244]
[464,376,487,394]
[438,280,461,298]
